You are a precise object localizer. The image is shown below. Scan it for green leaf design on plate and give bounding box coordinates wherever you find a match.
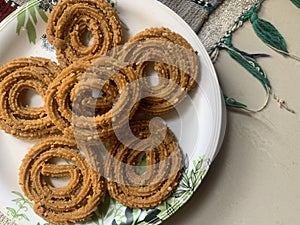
[19,213,30,221]
[143,208,161,224]
[6,207,30,221]
[37,6,48,23]
[111,156,210,224]
[91,213,100,225]
[107,0,117,8]
[29,5,38,24]
[6,191,32,221]
[98,194,111,218]
[291,0,300,8]
[124,207,134,224]
[251,12,288,54]
[94,193,113,224]
[160,156,209,219]
[26,19,37,44]
[6,207,17,218]
[11,191,25,198]
[136,153,147,175]
[7,191,52,224]
[106,207,114,219]
[16,10,26,35]
[15,0,49,44]
[37,222,52,225]
[5,157,209,225]
[11,191,33,208]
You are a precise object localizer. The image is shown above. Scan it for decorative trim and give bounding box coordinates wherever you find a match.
[199,0,258,51]
[4,0,20,7]
[189,0,214,12]
[206,0,295,113]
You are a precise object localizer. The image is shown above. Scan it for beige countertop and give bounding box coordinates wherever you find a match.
[165,0,300,224]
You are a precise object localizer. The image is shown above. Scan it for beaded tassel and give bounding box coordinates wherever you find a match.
[209,0,296,113]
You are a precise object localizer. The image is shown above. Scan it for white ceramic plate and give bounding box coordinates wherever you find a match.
[0,0,225,224]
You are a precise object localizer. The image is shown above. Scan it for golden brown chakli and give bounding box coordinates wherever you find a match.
[45,58,96,136]
[0,0,201,221]
[46,0,123,67]
[118,27,200,115]
[105,119,183,209]
[19,136,106,225]
[0,57,61,139]
[45,56,140,142]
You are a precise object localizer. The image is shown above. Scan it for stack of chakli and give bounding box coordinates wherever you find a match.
[0,0,200,224]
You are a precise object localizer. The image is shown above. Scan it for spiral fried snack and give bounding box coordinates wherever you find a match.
[119,27,200,115]
[0,57,61,139]
[73,56,140,141]
[46,0,123,67]
[45,58,95,135]
[19,136,106,225]
[105,120,182,209]
[46,56,140,141]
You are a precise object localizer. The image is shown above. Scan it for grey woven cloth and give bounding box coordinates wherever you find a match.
[1,0,260,224]
[158,0,223,32]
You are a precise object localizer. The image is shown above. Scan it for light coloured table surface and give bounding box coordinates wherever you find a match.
[165,0,300,224]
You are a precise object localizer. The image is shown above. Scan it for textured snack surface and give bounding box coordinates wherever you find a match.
[46,0,123,67]
[105,119,182,209]
[119,27,200,115]
[19,136,106,225]
[45,56,140,142]
[0,57,61,139]
[0,2,201,223]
